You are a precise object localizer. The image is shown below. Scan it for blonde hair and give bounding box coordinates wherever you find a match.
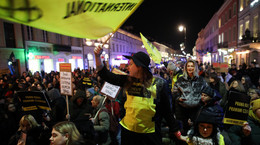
[53,121,83,145]
[183,60,199,79]
[18,114,40,131]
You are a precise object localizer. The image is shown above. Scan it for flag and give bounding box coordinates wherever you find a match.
[140,33,162,64]
[0,0,143,39]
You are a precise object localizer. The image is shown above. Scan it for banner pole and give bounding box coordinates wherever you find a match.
[66,95,70,121]
[101,32,114,47]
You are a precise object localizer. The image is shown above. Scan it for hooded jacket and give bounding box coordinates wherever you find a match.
[173,76,208,108]
[93,96,111,145]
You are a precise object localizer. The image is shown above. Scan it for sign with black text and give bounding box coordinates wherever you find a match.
[100,82,121,99]
[223,91,250,126]
[60,63,73,96]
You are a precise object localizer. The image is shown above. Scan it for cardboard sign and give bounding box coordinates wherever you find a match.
[223,91,250,126]
[60,63,73,96]
[213,62,228,73]
[17,91,51,111]
[100,82,121,99]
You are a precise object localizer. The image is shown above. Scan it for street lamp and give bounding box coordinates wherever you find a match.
[178,25,186,49]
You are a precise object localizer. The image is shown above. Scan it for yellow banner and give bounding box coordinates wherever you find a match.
[112,68,127,75]
[223,118,247,126]
[0,0,143,39]
[140,33,162,64]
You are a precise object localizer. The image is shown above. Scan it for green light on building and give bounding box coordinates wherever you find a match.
[28,52,34,59]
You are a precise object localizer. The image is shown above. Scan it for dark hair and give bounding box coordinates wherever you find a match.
[242,75,255,90]
[209,73,220,83]
[124,66,153,90]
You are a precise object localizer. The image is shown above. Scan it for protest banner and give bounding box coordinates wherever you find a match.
[60,63,72,96]
[17,91,51,111]
[140,33,162,64]
[223,91,251,126]
[0,0,143,39]
[100,82,121,100]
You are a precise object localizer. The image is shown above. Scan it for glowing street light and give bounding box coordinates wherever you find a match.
[178,25,187,52]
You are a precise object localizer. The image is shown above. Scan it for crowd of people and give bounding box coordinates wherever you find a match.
[0,47,260,145]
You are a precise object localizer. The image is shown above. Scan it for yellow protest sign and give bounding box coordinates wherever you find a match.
[140,33,162,64]
[0,0,143,39]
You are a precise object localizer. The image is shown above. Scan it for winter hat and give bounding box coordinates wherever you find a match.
[167,62,177,71]
[196,109,218,124]
[252,99,260,112]
[201,86,215,98]
[75,89,86,98]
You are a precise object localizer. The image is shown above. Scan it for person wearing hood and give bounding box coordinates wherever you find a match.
[90,95,111,145]
[186,109,226,145]
[227,99,260,145]
[167,61,183,92]
[69,89,92,122]
[46,83,66,124]
[173,59,208,135]
[198,86,224,130]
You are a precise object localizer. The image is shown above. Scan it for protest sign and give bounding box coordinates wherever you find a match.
[212,62,228,73]
[60,63,72,96]
[223,91,251,126]
[100,82,121,99]
[0,0,143,39]
[17,91,51,111]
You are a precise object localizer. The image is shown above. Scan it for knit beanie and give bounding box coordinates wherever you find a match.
[201,86,215,98]
[167,62,177,72]
[252,99,260,112]
[196,109,217,125]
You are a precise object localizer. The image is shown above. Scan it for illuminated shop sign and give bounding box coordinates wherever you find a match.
[72,56,82,59]
[35,55,50,59]
[58,58,65,62]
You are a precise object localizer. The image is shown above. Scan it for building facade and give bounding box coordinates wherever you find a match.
[237,0,260,65]
[218,0,238,64]
[0,19,173,75]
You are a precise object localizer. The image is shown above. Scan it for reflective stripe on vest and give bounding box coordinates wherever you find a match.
[120,80,157,133]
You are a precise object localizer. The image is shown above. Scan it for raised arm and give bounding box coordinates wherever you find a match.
[94,46,104,71]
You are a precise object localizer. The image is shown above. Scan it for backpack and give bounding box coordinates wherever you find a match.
[98,108,119,136]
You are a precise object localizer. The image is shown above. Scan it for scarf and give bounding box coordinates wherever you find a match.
[249,109,260,124]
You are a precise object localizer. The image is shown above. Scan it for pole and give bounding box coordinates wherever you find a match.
[66,95,70,121]
[184,27,186,50]
[101,33,114,70]
[21,24,28,72]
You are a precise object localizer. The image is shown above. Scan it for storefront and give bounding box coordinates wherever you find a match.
[26,41,54,73]
[26,41,84,73]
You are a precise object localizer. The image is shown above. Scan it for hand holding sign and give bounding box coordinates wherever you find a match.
[242,122,251,136]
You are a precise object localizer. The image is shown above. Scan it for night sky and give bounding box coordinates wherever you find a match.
[122,0,224,54]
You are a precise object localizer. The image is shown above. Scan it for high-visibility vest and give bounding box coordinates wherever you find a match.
[171,73,183,91]
[120,80,157,133]
[82,77,92,87]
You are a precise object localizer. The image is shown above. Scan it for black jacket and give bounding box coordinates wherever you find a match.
[98,66,180,135]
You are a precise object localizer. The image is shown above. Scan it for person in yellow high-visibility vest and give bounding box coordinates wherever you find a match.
[167,62,183,92]
[94,46,187,145]
[167,62,183,113]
